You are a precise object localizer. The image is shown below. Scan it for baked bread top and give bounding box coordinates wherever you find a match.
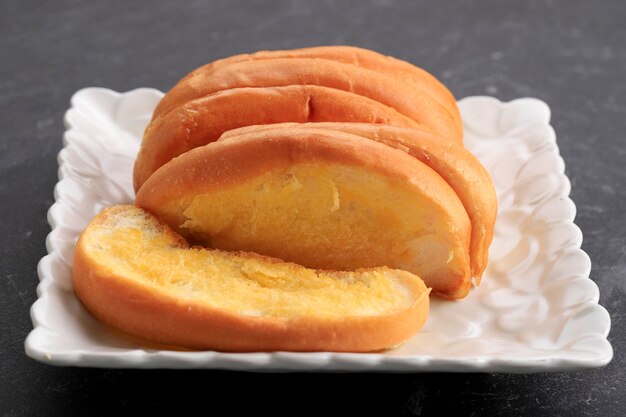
[133,85,423,191]
[150,58,459,142]
[153,45,461,130]
[134,46,463,191]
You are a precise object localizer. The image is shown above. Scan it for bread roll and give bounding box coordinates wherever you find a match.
[135,129,472,299]
[220,123,497,283]
[73,205,430,352]
[133,85,424,191]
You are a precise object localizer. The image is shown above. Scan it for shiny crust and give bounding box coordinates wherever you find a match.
[133,85,423,191]
[155,45,461,129]
[72,205,430,352]
[220,123,497,283]
[135,130,472,298]
[172,46,459,121]
[147,57,460,143]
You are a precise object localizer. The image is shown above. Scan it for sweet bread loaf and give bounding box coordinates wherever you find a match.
[135,128,472,299]
[220,123,497,283]
[72,205,430,352]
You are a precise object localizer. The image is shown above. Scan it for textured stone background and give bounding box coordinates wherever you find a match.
[1,0,624,415]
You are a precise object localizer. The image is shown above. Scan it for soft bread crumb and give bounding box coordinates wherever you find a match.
[85,206,427,319]
[167,163,466,284]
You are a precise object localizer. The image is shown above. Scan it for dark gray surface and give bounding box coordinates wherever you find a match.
[1,0,625,415]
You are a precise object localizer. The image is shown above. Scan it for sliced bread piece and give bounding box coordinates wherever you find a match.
[73,205,430,352]
[220,123,497,283]
[135,129,472,298]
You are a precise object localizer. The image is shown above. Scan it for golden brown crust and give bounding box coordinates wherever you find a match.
[151,58,460,142]
[156,45,461,129]
[72,205,430,352]
[133,85,423,192]
[220,123,497,282]
[135,130,472,299]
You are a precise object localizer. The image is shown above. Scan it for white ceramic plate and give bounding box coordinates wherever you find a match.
[25,88,613,372]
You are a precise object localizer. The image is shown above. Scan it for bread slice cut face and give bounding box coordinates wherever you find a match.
[73,205,430,352]
[136,129,472,298]
[220,123,497,283]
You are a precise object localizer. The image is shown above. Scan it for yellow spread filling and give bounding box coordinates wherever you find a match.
[90,217,413,318]
[166,163,457,275]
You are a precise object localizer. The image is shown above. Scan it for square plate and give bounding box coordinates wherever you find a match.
[25,88,613,372]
